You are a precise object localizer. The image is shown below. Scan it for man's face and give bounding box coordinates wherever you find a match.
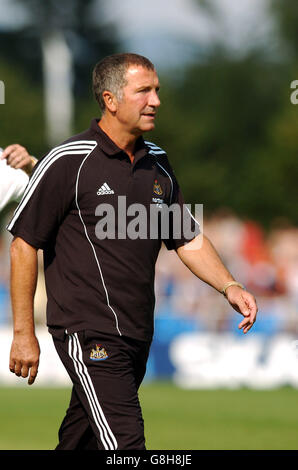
[115,65,161,136]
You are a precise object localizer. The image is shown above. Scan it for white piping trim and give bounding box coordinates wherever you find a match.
[186,206,200,228]
[148,146,200,229]
[15,141,95,202]
[145,141,166,154]
[155,160,174,204]
[148,149,166,156]
[73,333,118,450]
[75,150,122,337]
[29,142,96,192]
[68,334,118,450]
[68,334,109,449]
[7,141,97,231]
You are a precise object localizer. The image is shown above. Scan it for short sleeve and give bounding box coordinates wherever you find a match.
[6,156,75,249]
[160,157,200,251]
[0,158,29,211]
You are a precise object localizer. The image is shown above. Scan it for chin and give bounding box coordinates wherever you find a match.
[142,123,155,133]
[132,123,155,136]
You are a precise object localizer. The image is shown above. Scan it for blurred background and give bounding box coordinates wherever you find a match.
[1,0,298,450]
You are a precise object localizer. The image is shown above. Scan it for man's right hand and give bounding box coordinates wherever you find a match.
[9,333,40,385]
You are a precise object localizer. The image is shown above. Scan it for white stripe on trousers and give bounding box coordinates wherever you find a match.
[68,333,118,450]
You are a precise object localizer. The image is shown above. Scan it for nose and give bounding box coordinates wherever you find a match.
[148,90,160,108]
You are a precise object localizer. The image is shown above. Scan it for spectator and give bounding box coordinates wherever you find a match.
[0,144,37,211]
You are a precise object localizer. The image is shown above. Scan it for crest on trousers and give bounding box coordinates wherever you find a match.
[153,180,163,196]
[90,344,108,361]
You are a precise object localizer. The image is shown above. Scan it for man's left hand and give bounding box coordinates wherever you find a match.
[225,286,258,334]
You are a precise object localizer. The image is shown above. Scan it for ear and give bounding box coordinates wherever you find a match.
[102,90,118,113]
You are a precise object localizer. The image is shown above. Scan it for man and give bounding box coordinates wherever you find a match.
[0,144,37,211]
[7,53,257,450]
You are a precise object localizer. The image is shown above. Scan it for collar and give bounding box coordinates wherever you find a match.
[90,118,148,162]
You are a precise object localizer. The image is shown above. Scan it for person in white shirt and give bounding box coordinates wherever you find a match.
[0,144,37,211]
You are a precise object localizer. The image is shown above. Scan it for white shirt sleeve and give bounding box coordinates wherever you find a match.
[0,148,29,211]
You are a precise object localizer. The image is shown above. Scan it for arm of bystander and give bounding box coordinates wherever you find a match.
[1,144,37,175]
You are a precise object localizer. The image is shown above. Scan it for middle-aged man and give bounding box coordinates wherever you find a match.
[7,53,257,450]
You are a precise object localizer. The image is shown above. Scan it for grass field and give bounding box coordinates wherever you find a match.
[0,382,297,450]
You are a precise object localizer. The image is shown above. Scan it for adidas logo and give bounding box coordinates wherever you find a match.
[97,183,115,195]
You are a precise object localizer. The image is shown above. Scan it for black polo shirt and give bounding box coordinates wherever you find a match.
[7,118,199,341]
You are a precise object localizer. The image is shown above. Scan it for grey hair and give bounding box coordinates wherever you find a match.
[92,53,155,113]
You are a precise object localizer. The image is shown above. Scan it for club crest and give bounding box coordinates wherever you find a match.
[153,180,163,196]
[90,344,108,361]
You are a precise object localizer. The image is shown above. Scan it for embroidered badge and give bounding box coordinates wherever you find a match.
[152,197,164,208]
[153,180,163,196]
[90,344,109,361]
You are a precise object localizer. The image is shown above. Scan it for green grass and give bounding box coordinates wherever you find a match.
[140,383,298,450]
[0,383,297,450]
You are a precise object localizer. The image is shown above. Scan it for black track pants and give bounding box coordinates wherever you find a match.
[52,330,151,450]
